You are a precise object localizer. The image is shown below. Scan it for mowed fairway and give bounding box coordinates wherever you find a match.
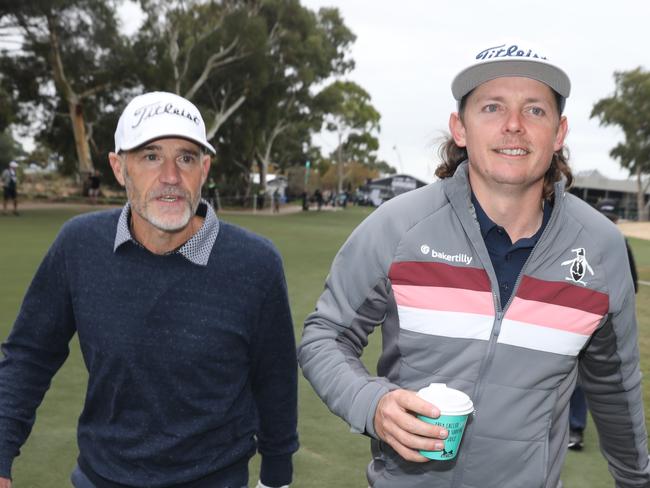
[1,205,649,487]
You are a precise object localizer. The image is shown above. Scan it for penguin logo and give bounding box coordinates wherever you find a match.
[561,248,594,286]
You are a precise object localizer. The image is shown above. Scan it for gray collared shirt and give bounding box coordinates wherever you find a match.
[113,200,219,266]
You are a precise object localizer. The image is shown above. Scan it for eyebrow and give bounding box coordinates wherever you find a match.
[475,95,551,105]
[136,145,200,156]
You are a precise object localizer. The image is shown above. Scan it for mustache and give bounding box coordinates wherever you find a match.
[494,137,532,150]
[147,187,190,200]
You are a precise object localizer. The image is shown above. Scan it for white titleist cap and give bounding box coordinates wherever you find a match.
[451,42,571,111]
[114,91,215,155]
[9,161,18,168]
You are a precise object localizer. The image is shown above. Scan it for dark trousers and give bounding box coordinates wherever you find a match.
[569,385,588,431]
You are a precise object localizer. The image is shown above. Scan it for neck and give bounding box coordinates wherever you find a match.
[471,179,545,243]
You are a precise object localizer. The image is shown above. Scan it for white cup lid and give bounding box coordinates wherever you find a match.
[417,383,474,415]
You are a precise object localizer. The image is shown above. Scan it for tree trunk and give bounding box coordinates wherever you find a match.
[205,95,246,140]
[258,158,268,193]
[69,100,94,174]
[636,166,648,221]
[47,15,94,175]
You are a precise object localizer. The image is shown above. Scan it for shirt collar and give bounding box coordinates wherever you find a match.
[113,199,219,266]
[471,193,552,245]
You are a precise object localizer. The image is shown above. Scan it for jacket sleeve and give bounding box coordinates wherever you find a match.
[250,256,298,488]
[579,231,650,487]
[0,228,76,478]
[298,211,401,439]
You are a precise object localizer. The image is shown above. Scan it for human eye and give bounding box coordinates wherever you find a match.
[482,103,499,113]
[177,153,199,167]
[527,106,546,117]
[141,152,161,164]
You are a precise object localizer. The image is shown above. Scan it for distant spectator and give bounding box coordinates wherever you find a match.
[568,206,638,450]
[206,177,218,210]
[301,191,309,211]
[273,188,281,213]
[2,161,19,216]
[88,169,101,205]
[314,189,324,211]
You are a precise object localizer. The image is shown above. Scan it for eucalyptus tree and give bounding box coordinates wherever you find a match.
[591,68,650,221]
[315,80,381,193]
[0,0,134,175]
[211,1,357,195]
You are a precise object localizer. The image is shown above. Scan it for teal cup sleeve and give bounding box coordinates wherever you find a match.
[417,413,470,460]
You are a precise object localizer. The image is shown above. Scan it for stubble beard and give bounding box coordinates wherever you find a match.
[124,167,200,233]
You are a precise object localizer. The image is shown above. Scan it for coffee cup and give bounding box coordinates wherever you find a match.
[416,383,474,461]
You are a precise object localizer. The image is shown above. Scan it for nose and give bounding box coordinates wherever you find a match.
[503,110,524,134]
[158,156,181,185]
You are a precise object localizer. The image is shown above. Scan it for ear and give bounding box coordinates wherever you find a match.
[449,112,467,148]
[554,116,569,152]
[201,153,211,185]
[108,152,126,187]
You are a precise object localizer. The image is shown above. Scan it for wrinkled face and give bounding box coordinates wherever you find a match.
[109,138,210,234]
[449,77,568,194]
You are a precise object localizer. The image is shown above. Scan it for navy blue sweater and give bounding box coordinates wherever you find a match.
[0,210,298,487]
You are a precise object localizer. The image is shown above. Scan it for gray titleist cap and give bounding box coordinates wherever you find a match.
[451,42,571,110]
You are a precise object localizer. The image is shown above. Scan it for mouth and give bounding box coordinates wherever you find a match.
[157,195,183,203]
[494,147,530,156]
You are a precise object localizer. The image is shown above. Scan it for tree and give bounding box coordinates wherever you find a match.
[250,3,356,192]
[134,0,256,138]
[0,130,25,168]
[315,80,381,193]
[591,68,650,221]
[1,0,136,176]
[211,2,357,197]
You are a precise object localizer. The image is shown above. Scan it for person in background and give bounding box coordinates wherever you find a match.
[87,169,101,204]
[0,91,298,488]
[206,176,218,210]
[314,188,324,211]
[1,161,19,216]
[298,41,649,487]
[568,202,639,450]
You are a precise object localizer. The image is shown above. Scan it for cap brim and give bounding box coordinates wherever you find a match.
[452,59,571,101]
[118,134,216,155]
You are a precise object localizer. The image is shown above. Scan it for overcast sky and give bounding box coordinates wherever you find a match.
[297,0,650,183]
[122,0,650,183]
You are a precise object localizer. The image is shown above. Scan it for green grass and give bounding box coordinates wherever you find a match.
[0,206,649,487]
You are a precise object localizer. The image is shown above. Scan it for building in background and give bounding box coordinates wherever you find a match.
[356,174,428,207]
[570,170,650,220]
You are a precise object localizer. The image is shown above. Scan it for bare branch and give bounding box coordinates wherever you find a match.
[46,14,76,102]
[183,37,242,100]
[168,25,181,94]
[79,82,112,100]
[206,93,246,140]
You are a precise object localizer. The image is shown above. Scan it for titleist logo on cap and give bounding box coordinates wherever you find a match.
[476,44,548,61]
[131,101,201,129]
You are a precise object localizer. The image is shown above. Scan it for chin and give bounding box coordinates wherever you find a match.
[148,209,193,232]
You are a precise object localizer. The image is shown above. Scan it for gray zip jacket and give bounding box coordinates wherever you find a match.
[298,163,650,488]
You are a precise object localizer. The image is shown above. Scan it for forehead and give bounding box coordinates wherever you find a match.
[468,76,557,102]
[134,137,202,153]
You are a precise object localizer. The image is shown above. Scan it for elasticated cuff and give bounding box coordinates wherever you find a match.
[0,452,14,480]
[260,454,293,487]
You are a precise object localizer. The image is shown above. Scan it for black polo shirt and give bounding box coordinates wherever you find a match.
[472,193,552,309]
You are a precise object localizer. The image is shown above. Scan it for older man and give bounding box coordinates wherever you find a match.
[0,92,298,488]
[299,42,650,487]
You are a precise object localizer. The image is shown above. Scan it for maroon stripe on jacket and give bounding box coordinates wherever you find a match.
[516,275,609,315]
[389,261,491,292]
